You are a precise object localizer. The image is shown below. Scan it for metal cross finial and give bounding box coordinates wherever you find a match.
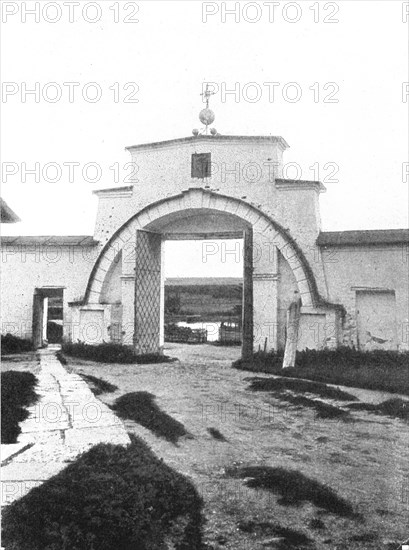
[200,84,216,108]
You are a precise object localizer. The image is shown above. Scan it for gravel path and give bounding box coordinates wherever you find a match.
[68,343,409,550]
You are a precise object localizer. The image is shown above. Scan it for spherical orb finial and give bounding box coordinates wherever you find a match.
[192,128,199,136]
[199,108,215,126]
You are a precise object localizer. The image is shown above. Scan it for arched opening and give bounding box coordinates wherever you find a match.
[77,189,326,358]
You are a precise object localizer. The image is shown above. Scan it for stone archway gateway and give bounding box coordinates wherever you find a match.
[4,128,405,355]
[77,187,336,360]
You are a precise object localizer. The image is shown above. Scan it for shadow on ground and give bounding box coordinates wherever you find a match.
[207,427,227,442]
[79,373,118,396]
[347,398,409,421]
[1,371,39,444]
[245,377,354,420]
[245,377,358,401]
[272,394,352,420]
[238,520,314,549]
[225,465,357,518]
[111,391,192,445]
[2,435,204,550]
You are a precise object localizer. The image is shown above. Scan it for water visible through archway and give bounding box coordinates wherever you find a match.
[164,238,243,349]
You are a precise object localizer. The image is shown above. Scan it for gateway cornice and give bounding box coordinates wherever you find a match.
[93,186,134,198]
[125,134,290,153]
[275,178,326,192]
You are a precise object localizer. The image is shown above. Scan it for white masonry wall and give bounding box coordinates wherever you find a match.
[321,244,409,350]
[1,244,95,341]
[93,135,328,299]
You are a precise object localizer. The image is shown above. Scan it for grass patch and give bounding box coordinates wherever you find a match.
[245,376,357,401]
[56,350,67,365]
[225,465,356,518]
[62,342,173,364]
[237,520,313,548]
[112,392,191,445]
[79,374,118,396]
[233,347,409,395]
[207,427,227,441]
[2,436,204,550]
[347,398,409,421]
[1,371,39,444]
[1,334,33,355]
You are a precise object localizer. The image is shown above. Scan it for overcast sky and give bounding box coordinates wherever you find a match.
[1,1,408,276]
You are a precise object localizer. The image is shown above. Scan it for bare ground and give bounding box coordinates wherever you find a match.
[65,343,409,550]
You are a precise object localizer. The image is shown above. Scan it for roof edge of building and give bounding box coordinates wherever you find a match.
[317,229,409,246]
[0,199,21,223]
[93,186,134,196]
[125,134,290,151]
[1,236,99,246]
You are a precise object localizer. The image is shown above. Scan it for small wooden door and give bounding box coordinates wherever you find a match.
[356,290,397,350]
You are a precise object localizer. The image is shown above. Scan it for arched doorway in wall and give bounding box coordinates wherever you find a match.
[82,189,318,359]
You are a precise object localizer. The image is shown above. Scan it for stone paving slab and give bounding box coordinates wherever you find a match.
[1,443,32,465]
[1,348,130,506]
[18,431,67,445]
[64,426,130,446]
[70,413,123,430]
[7,443,95,463]
[2,462,68,482]
[19,419,71,433]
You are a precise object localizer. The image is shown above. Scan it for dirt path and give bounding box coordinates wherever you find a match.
[68,343,409,550]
